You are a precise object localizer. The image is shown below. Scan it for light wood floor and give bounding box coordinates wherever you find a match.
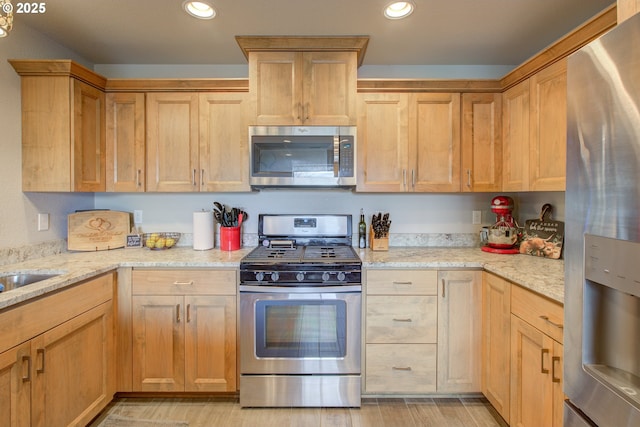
[89,396,508,427]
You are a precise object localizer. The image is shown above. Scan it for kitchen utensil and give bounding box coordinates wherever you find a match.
[213,201,248,227]
[519,204,564,259]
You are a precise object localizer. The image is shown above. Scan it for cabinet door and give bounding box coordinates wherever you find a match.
[302,51,356,126]
[249,51,300,125]
[132,295,185,391]
[0,342,31,427]
[410,93,461,192]
[199,93,251,192]
[482,272,511,423]
[529,58,567,191]
[356,93,409,192]
[437,270,482,393]
[106,92,145,192]
[461,93,502,192]
[146,93,199,191]
[184,295,237,392]
[73,79,106,191]
[502,80,530,191]
[31,302,114,427]
[510,315,554,427]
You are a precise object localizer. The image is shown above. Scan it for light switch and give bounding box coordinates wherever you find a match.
[472,210,482,224]
[38,213,50,231]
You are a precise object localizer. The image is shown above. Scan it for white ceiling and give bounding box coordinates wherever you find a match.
[14,0,615,67]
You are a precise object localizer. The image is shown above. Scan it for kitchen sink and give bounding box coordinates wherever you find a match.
[0,273,60,293]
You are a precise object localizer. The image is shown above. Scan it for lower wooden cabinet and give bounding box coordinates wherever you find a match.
[482,272,564,427]
[131,269,237,392]
[364,269,481,395]
[0,273,115,427]
[482,272,512,423]
[437,270,482,393]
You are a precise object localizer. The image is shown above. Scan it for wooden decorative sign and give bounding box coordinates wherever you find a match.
[67,210,131,251]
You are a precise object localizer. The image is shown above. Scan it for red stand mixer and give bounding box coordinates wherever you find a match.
[481,196,520,254]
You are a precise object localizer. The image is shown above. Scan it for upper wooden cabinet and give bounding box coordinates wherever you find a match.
[356,92,460,192]
[529,59,567,191]
[461,93,502,192]
[249,51,357,126]
[502,59,567,192]
[106,92,146,192]
[502,80,531,191]
[11,60,107,192]
[146,92,251,192]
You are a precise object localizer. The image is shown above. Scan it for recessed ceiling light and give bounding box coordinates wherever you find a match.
[183,1,216,20]
[384,1,415,20]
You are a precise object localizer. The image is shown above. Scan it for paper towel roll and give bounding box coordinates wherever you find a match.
[193,210,214,250]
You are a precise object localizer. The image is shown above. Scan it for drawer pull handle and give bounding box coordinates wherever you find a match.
[392,281,412,285]
[22,355,31,382]
[393,318,413,322]
[552,356,561,383]
[539,315,564,329]
[173,281,194,286]
[176,304,181,323]
[541,348,550,374]
[187,304,191,322]
[441,279,446,298]
[392,366,412,371]
[36,349,45,374]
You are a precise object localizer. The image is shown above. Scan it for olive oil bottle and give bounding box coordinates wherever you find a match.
[358,209,366,248]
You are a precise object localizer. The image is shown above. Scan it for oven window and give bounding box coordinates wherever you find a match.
[252,136,334,177]
[255,299,347,358]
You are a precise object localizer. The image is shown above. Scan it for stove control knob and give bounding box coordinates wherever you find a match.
[296,272,305,282]
[255,272,265,282]
[322,272,331,282]
[337,272,346,282]
[270,272,280,282]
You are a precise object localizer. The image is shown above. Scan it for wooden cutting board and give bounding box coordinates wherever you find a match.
[68,210,131,251]
[519,204,564,259]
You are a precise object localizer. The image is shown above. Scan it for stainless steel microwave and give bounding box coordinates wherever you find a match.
[249,126,356,188]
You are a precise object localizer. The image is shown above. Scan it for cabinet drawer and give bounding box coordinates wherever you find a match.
[365,344,437,393]
[511,285,563,343]
[366,270,437,295]
[366,296,437,343]
[132,269,236,295]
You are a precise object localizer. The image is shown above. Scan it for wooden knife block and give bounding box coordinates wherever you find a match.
[369,225,389,251]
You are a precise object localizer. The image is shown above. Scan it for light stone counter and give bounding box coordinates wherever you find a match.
[358,247,564,304]
[0,245,564,310]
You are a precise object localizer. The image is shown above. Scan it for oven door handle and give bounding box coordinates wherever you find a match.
[239,285,361,293]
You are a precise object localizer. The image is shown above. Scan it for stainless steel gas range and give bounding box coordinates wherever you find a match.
[239,214,362,408]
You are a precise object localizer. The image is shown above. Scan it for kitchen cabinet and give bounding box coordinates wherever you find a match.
[461,93,502,192]
[364,269,438,393]
[437,270,482,393]
[356,92,461,192]
[146,92,200,192]
[249,51,357,126]
[106,92,146,192]
[502,80,530,192]
[529,58,567,191]
[0,273,115,427]
[131,269,237,392]
[510,283,564,427]
[481,272,512,423]
[146,92,251,192]
[12,66,106,192]
[199,92,251,191]
[502,59,567,191]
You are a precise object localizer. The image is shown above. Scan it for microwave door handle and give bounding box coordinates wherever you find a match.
[334,136,340,177]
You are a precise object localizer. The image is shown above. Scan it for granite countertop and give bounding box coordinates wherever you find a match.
[0,246,564,310]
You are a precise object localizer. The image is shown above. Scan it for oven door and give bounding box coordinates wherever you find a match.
[239,285,361,375]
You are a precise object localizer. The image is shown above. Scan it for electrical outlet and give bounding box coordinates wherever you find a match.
[134,210,143,224]
[37,213,50,231]
[472,210,482,225]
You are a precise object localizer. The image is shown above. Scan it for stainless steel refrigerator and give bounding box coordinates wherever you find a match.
[565,12,640,427]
